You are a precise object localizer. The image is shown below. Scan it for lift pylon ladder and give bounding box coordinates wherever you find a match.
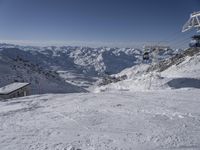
[182,11,200,33]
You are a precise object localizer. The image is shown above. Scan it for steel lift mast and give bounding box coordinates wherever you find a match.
[182,11,200,33]
[182,11,200,48]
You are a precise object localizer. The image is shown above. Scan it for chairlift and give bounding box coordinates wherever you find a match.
[143,51,150,61]
[189,35,200,48]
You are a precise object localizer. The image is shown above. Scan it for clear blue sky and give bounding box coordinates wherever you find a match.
[0,0,199,48]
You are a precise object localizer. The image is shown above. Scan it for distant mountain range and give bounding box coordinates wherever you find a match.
[0,43,182,93]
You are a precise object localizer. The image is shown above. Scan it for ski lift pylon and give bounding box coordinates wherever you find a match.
[182,11,200,47]
[182,11,200,33]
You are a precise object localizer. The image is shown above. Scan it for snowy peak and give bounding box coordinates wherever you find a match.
[0,43,180,76]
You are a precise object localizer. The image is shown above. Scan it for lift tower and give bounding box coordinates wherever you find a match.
[182,11,200,33]
[182,11,200,48]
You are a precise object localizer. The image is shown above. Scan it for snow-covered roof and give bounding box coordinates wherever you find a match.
[0,82,30,95]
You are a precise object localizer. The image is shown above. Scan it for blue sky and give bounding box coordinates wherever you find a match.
[0,0,199,48]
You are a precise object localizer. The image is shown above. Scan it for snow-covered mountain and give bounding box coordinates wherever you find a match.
[95,47,200,92]
[0,43,142,74]
[0,44,142,88]
[0,52,87,94]
[0,43,181,88]
[0,43,181,75]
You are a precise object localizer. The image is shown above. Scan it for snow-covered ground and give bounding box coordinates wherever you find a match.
[0,89,200,150]
[162,55,200,78]
[58,71,98,88]
[0,44,199,149]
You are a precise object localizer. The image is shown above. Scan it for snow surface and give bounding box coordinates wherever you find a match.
[58,71,98,88]
[0,89,200,150]
[0,82,29,94]
[162,55,200,78]
[0,44,199,149]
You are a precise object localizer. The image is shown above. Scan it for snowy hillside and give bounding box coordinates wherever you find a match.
[0,53,87,94]
[95,48,200,92]
[0,89,200,150]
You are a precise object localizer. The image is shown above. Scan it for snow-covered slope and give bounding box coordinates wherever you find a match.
[0,53,87,94]
[162,54,200,78]
[0,89,200,150]
[95,48,200,92]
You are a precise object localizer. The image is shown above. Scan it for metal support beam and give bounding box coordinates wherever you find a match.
[182,11,200,33]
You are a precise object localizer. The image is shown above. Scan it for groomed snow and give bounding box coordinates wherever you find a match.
[0,89,200,150]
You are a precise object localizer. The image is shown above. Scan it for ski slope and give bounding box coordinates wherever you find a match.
[0,89,200,150]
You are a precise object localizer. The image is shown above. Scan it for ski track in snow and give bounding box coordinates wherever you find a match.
[0,90,200,150]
